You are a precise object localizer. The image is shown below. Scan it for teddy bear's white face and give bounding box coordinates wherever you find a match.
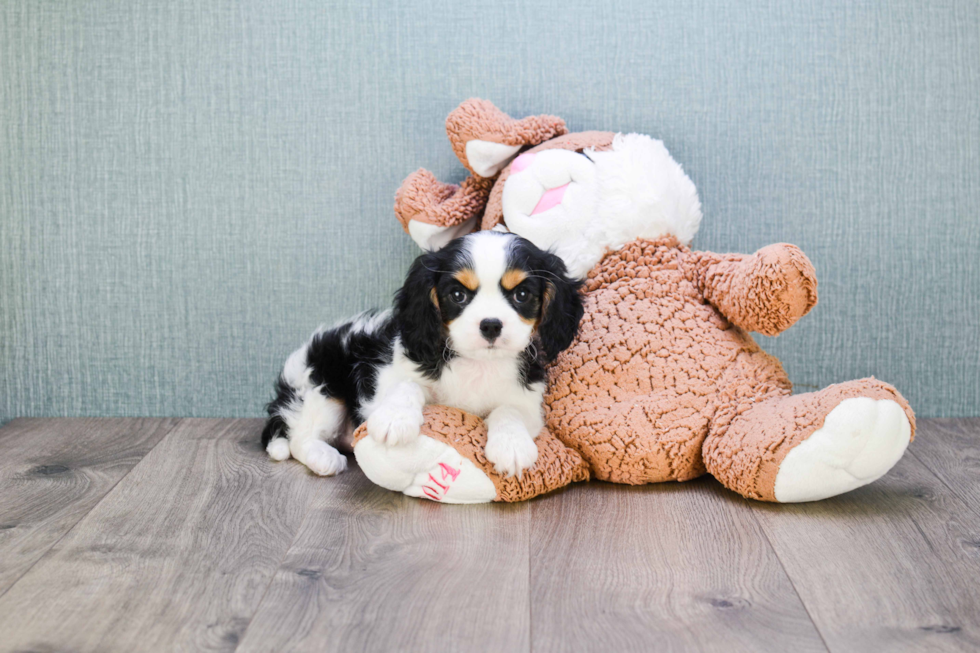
[500,133,704,279]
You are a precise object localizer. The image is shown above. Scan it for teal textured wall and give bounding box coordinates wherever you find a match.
[1,0,978,420]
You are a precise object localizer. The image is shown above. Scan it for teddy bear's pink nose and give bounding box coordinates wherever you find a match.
[510,152,536,174]
[532,184,569,215]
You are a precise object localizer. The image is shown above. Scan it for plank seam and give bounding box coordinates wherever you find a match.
[743,499,833,653]
[232,457,345,651]
[526,502,533,653]
[907,447,980,523]
[0,418,184,602]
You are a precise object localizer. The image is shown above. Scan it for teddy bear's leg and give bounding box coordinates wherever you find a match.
[703,378,915,502]
[352,406,591,503]
[354,433,498,504]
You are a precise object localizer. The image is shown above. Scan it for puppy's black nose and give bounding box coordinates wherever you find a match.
[480,318,503,341]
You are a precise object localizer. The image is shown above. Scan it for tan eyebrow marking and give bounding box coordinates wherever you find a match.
[501,268,527,291]
[454,268,479,291]
[430,287,440,309]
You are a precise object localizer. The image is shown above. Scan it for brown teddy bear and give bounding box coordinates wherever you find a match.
[351,99,915,504]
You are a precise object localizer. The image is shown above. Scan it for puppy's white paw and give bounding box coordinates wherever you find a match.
[485,425,538,477]
[266,437,291,461]
[366,404,423,447]
[301,440,348,476]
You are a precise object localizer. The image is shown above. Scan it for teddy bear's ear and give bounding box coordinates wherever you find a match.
[394,169,495,251]
[446,99,567,178]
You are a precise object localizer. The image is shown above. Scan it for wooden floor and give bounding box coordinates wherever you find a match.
[0,419,978,652]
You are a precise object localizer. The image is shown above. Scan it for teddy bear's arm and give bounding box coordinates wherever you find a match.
[686,244,818,336]
[395,170,495,231]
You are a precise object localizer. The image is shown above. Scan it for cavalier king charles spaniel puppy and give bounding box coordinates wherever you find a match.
[262,231,584,478]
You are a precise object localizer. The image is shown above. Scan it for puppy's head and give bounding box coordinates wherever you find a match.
[396,232,583,370]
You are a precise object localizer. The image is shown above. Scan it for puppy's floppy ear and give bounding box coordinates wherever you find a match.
[394,252,445,363]
[535,251,584,362]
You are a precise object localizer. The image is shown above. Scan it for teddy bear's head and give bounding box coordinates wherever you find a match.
[395,99,704,278]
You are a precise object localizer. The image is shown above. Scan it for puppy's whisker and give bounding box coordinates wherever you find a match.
[441,340,455,365]
[523,271,563,283]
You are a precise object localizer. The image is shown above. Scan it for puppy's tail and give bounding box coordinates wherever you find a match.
[262,376,295,461]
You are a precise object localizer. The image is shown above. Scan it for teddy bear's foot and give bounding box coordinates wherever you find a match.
[773,397,911,502]
[354,434,498,504]
[703,378,915,502]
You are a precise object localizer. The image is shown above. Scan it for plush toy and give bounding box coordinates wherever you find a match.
[352,99,915,504]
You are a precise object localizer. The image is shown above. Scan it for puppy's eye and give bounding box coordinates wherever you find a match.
[451,289,468,304]
[513,288,530,304]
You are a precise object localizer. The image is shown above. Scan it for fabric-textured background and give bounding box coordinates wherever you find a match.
[1,0,978,422]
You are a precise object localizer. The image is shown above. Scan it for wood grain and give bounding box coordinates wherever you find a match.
[529,479,827,653]
[906,418,980,514]
[0,417,179,596]
[237,465,530,653]
[0,418,319,653]
[750,449,980,652]
[3,418,980,652]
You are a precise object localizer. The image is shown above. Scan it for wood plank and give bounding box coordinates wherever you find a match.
[237,466,530,653]
[907,418,980,513]
[0,418,319,653]
[0,417,179,596]
[750,450,980,652]
[529,479,827,653]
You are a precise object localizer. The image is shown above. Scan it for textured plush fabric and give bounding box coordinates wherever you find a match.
[395,171,494,230]
[689,244,817,337]
[703,378,916,501]
[445,99,568,175]
[545,237,914,499]
[2,0,978,422]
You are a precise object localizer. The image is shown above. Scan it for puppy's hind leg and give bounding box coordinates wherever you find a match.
[284,390,349,476]
[266,434,292,461]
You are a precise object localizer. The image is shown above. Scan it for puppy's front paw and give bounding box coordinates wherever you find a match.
[366,404,423,447]
[485,426,538,477]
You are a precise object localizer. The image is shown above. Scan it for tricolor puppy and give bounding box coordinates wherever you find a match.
[262,231,584,478]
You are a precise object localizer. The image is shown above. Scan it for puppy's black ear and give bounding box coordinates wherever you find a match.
[536,252,584,362]
[394,252,445,367]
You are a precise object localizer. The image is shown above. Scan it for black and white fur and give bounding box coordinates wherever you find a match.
[261,231,584,477]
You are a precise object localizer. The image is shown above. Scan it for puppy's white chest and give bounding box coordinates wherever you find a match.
[432,357,521,418]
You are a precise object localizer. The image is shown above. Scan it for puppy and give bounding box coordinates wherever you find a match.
[261,231,584,477]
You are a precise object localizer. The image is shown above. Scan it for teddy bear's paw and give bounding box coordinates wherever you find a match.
[485,425,539,478]
[354,434,498,504]
[773,397,912,502]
